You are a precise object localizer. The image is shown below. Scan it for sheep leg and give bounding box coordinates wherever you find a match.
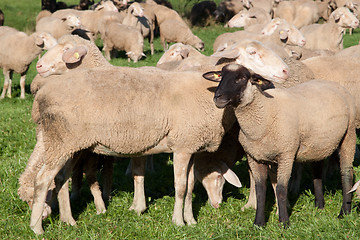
[312,161,324,209]
[30,159,69,235]
[101,156,114,204]
[276,158,294,228]
[103,42,112,61]
[184,156,196,225]
[84,155,106,214]
[242,168,257,211]
[55,158,78,225]
[248,156,268,227]
[20,73,26,99]
[172,152,193,226]
[129,156,147,214]
[0,68,11,98]
[338,128,356,218]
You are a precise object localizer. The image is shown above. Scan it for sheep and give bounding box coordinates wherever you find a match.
[36,10,52,23]
[159,19,205,51]
[213,19,306,57]
[225,7,271,28]
[241,0,274,16]
[36,14,81,40]
[189,1,217,27]
[156,43,204,67]
[0,27,57,99]
[214,0,244,23]
[51,0,119,37]
[122,2,155,55]
[0,9,4,26]
[300,7,359,52]
[100,20,145,62]
[25,45,289,235]
[203,63,356,227]
[301,48,360,128]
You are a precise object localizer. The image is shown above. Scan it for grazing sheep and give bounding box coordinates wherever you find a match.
[159,19,204,51]
[204,64,356,227]
[36,14,81,39]
[300,7,359,52]
[189,1,217,27]
[215,0,244,22]
[122,2,155,55]
[225,7,271,28]
[0,27,57,99]
[0,9,4,26]
[100,20,145,62]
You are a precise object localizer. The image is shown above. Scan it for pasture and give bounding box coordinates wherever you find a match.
[1,0,360,238]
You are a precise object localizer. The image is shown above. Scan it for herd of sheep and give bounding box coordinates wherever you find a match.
[1,0,360,235]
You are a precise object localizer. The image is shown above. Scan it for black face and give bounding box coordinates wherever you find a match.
[214,65,251,109]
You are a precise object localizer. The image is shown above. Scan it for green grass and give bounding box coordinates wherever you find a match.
[1,0,360,239]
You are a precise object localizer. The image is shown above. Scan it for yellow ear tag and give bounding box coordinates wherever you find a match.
[279,30,284,34]
[258,80,263,85]
[213,73,220,79]
[74,52,80,59]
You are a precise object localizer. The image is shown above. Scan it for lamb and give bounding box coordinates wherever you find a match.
[189,1,217,27]
[36,14,81,40]
[25,45,289,235]
[100,20,145,62]
[225,7,271,28]
[122,2,155,55]
[0,27,57,99]
[300,7,359,52]
[203,63,356,227]
[0,9,4,26]
[159,19,204,51]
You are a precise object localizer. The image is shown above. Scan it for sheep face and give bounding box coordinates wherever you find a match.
[36,42,88,77]
[212,40,289,83]
[63,14,81,30]
[128,2,144,17]
[226,10,250,28]
[34,32,58,50]
[157,43,190,65]
[330,7,359,29]
[203,64,273,108]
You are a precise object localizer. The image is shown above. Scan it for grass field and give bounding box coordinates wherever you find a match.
[1,0,360,239]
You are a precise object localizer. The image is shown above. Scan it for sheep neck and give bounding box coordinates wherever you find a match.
[235,88,275,142]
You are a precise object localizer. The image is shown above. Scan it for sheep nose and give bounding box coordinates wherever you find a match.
[283,68,289,78]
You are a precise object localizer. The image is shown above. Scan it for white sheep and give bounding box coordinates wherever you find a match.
[225,7,271,28]
[25,41,290,235]
[0,26,57,99]
[36,14,81,40]
[213,19,306,57]
[159,19,205,51]
[300,7,359,52]
[156,43,204,66]
[100,20,145,62]
[242,0,274,16]
[203,64,356,227]
[122,2,155,55]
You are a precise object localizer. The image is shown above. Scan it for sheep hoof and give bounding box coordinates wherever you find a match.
[31,225,44,235]
[185,217,197,225]
[172,217,185,226]
[96,208,106,214]
[129,205,146,215]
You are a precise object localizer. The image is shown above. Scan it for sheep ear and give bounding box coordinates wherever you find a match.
[126,51,133,56]
[212,48,240,59]
[62,46,88,64]
[220,162,242,188]
[35,35,45,47]
[250,74,274,98]
[333,13,341,23]
[348,179,360,194]
[202,71,222,82]
[279,29,288,41]
[180,48,190,59]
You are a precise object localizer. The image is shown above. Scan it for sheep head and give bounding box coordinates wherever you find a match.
[34,32,58,50]
[203,64,274,109]
[212,40,289,83]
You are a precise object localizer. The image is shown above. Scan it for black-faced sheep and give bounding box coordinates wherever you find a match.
[203,64,356,227]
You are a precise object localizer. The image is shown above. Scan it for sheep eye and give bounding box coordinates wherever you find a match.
[249,51,256,55]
